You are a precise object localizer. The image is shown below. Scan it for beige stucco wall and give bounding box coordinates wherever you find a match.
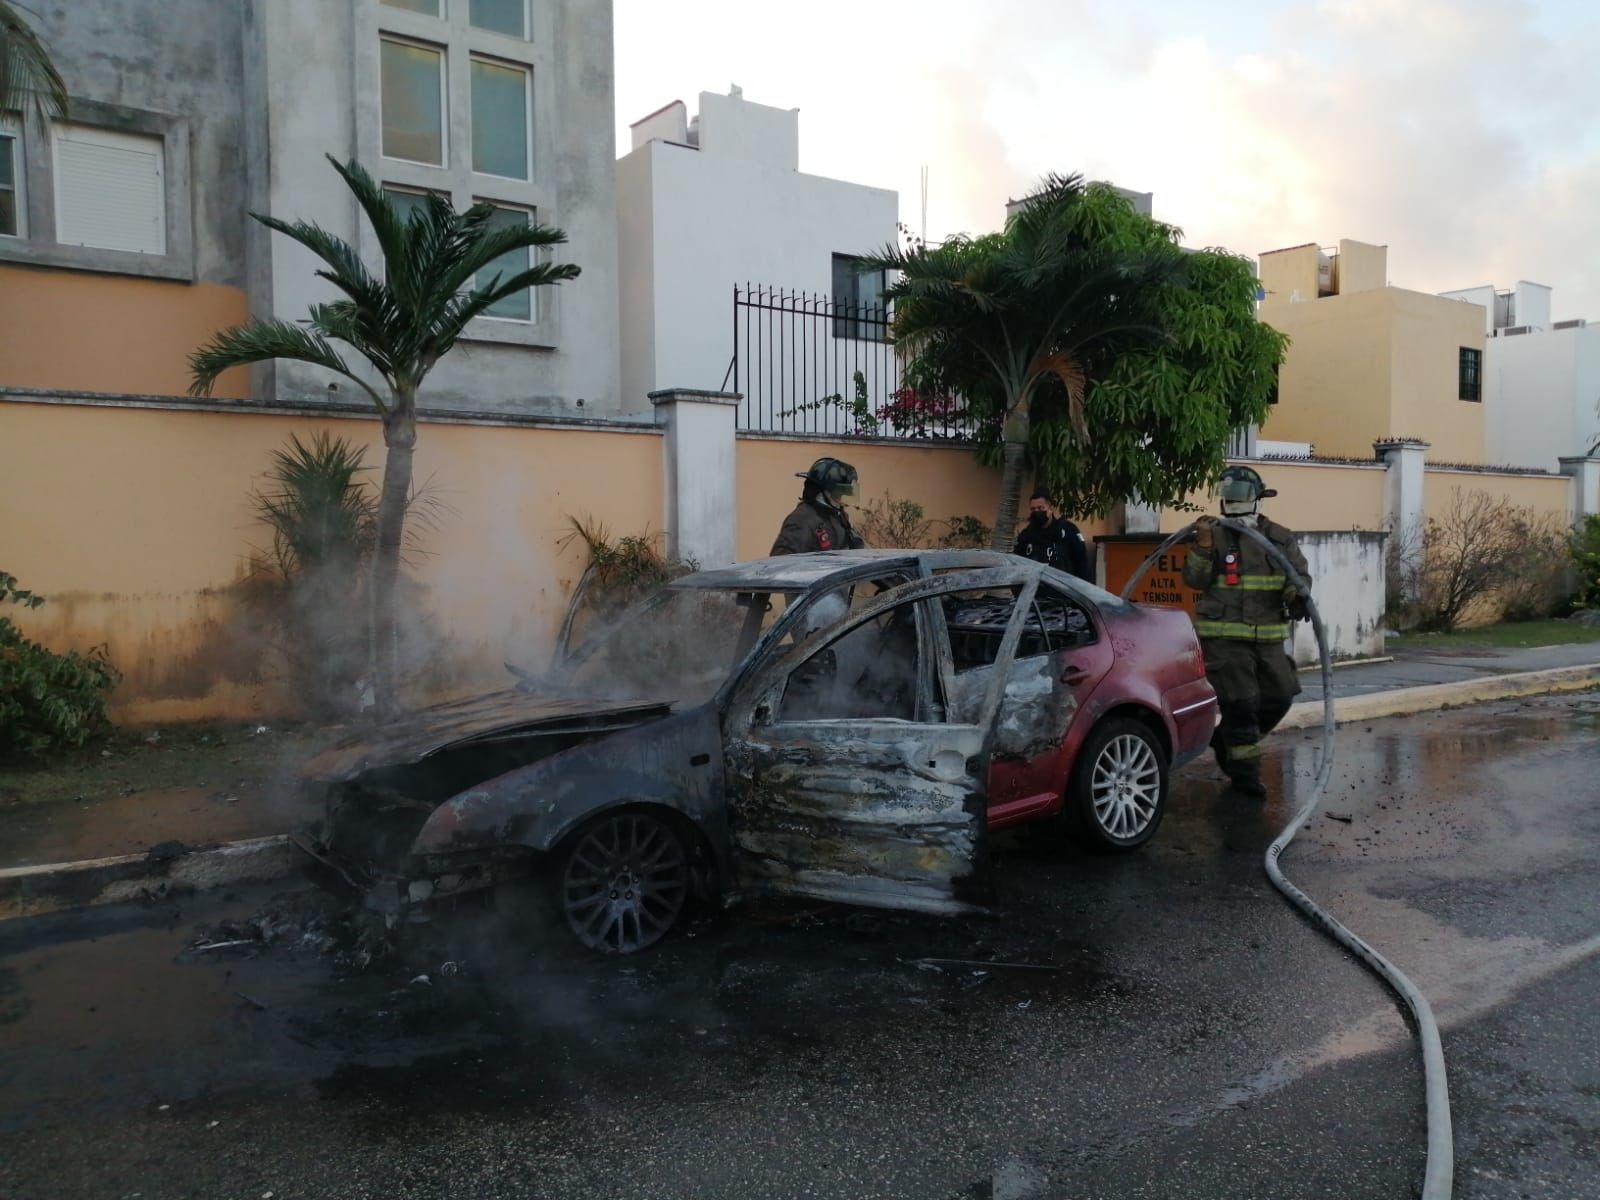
[1259,287,1486,464]
[1423,470,1574,525]
[734,436,1115,559]
[1156,460,1388,532]
[0,266,251,399]
[0,400,661,722]
[1259,290,1394,458]
[1389,290,1486,464]
[1258,244,1322,308]
[1334,239,1387,296]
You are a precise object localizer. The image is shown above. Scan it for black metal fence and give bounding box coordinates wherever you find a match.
[729,285,973,440]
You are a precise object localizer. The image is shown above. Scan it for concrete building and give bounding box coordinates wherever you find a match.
[1437,282,1600,471]
[0,0,619,416]
[616,87,898,417]
[1256,240,1488,464]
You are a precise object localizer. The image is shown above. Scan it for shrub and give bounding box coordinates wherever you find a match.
[1572,514,1600,610]
[1387,489,1573,632]
[856,492,991,550]
[556,518,694,658]
[1,572,121,761]
[249,432,443,717]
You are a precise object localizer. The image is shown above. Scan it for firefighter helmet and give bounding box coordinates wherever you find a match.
[797,457,859,499]
[1219,465,1277,505]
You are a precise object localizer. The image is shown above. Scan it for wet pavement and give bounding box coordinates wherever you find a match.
[1,692,1598,1198]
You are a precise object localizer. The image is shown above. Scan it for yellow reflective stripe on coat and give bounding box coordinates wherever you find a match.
[1228,741,1263,760]
[1193,619,1292,641]
[1215,575,1287,591]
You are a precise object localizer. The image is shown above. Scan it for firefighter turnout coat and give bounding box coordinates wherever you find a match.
[770,498,863,556]
[1181,516,1310,643]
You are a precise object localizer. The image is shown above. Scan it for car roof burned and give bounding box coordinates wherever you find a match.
[670,549,1021,593]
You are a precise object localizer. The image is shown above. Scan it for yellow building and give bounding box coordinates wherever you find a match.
[1257,240,1488,464]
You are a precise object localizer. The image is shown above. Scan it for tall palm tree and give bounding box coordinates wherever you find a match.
[860,175,1181,550]
[0,0,68,124]
[191,155,580,714]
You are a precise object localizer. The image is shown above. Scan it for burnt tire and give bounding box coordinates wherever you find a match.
[553,809,691,954]
[1068,717,1168,853]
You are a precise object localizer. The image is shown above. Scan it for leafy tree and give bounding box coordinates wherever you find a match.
[190,156,580,713]
[1024,192,1287,518]
[0,1,68,125]
[868,179,1287,542]
[862,175,1182,548]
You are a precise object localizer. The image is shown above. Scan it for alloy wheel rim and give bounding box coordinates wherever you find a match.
[561,813,688,953]
[1090,734,1162,840]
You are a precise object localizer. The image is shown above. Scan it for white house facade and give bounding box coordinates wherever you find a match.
[616,88,898,418]
[1440,282,1600,470]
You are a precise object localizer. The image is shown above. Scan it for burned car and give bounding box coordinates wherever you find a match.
[295,551,1217,954]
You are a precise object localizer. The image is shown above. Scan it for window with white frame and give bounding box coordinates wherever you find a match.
[470,0,528,37]
[470,57,530,179]
[382,184,438,225]
[0,121,21,238]
[53,125,166,255]
[381,37,446,166]
[381,0,440,15]
[476,204,534,321]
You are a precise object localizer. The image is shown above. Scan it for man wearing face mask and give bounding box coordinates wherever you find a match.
[1013,490,1091,581]
[771,457,865,555]
[1181,466,1311,797]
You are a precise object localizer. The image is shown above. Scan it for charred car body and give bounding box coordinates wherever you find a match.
[296,551,1217,953]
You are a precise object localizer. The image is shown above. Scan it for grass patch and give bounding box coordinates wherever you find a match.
[1391,618,1600,650]
[0,721,327,809]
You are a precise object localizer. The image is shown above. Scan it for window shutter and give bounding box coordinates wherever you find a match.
[54,125,166,255]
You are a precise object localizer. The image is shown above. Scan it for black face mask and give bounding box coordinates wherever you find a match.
[1027,511,1049,528]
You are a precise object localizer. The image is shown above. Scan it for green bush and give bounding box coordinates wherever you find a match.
[1573,514,1600,610]
[1,572,121,761]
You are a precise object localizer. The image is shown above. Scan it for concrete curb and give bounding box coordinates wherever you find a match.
[1279,662,1600,730]
[0,835,300,921]
[4,664,1597,921]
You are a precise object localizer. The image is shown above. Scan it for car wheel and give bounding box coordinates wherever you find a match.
[554,809,691,954]
[1068,717,1168,852]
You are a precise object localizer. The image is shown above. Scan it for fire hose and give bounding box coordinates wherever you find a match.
[1119,517,1453,1200]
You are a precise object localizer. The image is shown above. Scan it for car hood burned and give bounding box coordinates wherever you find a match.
[301,690,677,784]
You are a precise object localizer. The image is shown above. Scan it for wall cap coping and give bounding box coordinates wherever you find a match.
[1423,464,1567,480]
[1240,455,1387,470]
[0,388,662,434]
[1557,456,1600,467]
[736,428,980,451]
[649,388,743,406]
[1095,530,1388,543]
[1373,438,1430,452]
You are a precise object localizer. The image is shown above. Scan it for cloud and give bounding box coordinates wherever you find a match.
[616,0,1600,314]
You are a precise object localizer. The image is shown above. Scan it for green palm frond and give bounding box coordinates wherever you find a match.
[188,319,387,410]
[0,0,68,125]
[437,261,582,345]
[189,156,581,417]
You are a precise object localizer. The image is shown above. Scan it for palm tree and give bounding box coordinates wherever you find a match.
[0,0,68,124]
[860,175,1180,550]
[190,155,580,714]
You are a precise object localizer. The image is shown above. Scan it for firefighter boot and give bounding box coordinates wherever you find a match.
[1222,742,1267,798]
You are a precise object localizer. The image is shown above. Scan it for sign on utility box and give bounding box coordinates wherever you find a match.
[1097,535,1203,616]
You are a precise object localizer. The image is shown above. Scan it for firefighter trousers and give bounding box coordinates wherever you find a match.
[1200,637,1302,770]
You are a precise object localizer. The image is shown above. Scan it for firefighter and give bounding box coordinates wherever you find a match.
[1182,466,1311,797]
[771,457,865,555]
[1013,489,1092,580]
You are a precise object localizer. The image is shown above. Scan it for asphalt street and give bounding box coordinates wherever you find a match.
[2,692,1597,1199]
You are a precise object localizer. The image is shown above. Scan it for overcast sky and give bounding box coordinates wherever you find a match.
[615,0,1600,318]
